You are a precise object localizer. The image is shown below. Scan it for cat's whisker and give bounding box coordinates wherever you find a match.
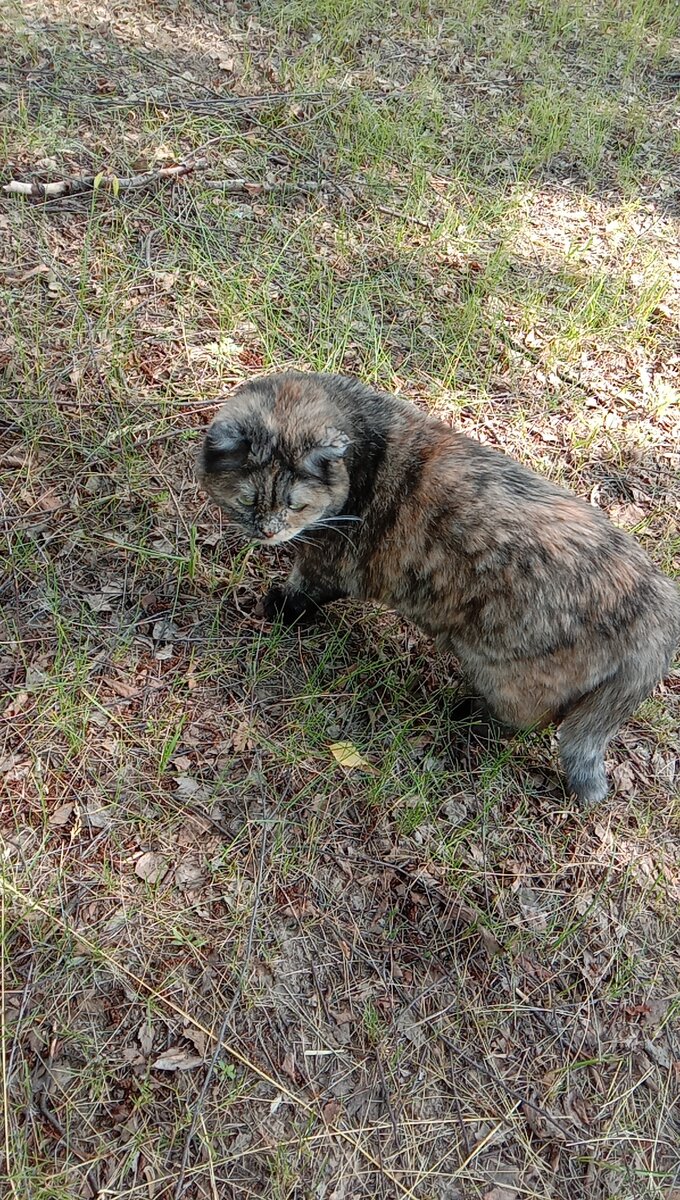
[316,515,364,524]
[311,517,363,548]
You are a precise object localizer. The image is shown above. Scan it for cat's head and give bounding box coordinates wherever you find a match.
[198,376,352,544]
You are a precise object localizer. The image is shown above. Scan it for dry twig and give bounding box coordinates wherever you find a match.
[3,159,322,201]
[3,159,209,198]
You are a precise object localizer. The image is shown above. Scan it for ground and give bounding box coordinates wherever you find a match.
[1,1,679,1198]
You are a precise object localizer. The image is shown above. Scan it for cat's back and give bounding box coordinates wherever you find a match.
[415,424,648,572]
[378,415,678,649]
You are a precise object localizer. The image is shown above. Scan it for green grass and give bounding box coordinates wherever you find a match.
[1,0,679,1198]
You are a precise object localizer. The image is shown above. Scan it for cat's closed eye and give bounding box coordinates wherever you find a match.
[289,501,309,513]
[237,498,254,510]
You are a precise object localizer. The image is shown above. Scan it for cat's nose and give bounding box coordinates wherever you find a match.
[260,529,274,540]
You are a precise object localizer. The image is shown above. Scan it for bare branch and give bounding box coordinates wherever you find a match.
[2,158,209,198]
[3,159,323,202]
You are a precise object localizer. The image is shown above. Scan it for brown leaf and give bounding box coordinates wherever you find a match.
[49,802,75,827]
[152,1046,203,1072]
[323,1099,342,1123]
[522,1099,569,1143]
[281,1050,297,1081]
[85,799,113,829]
[138,1023,155,1056]
[135,852,167,884]
[232,720,257,753]
[611,760,636,798]
[84,583,124,613]
[184,1027,207,1057]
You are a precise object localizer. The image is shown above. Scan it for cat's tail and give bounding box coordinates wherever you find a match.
[558,671,647,804]
[559,654,676,806]
[559,577,679,805]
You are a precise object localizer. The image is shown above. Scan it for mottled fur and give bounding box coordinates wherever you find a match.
[198,372,680,805]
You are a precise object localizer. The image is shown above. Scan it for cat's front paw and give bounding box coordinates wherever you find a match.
[257,586,313,626]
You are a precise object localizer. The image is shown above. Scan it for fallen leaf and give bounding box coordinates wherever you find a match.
[152,618,178,642]
[522,1098,568,1142]
[323,1099,342,1123]
[49,802,74,827]
[135,852,167,884]
[175,857,205,887]
[138,1023,155,1056]
[84,583,124,613]
[152,1046,203,1071]
[611,760,636,798]
[281,1050,297,1081]
[329,741,374,771]
[516,887,549,931]
[85,799,113,829]
[184,1027,207,1056]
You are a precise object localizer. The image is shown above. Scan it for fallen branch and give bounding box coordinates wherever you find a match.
[3,158,208,198]
[3,159,324,202]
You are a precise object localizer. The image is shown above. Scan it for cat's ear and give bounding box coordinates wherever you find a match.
[300,430,350,478]
[203,422,250,472]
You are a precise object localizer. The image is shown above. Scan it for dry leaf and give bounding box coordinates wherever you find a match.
[152,1046,203,1071]
[84,583,124,613]
[232,720,257,753]
[517,887,549,931]
[184,1027,207,1056]
[49,802,74,827]
[611,760,636,798]
[522,1099,568,1143]
[323,1099,342,1123]
[281,1050,297,1081]
[329,741,374,771]
[175,857,205,887]
[135,852,167,884]
[138,1023,155,1056]
[85,799,113,829]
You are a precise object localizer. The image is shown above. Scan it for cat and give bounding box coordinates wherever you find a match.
[198,371,680,806]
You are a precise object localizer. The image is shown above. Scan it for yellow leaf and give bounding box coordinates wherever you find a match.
[329,741,374,771]
[111,174,120,198]
[92,171,105,191]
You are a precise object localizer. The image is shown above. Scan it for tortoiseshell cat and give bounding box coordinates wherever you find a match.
[198,372,679,805]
